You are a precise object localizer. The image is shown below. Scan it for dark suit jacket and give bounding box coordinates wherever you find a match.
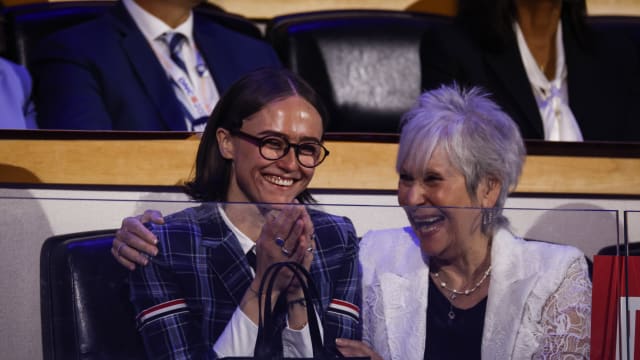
[129,204,362,359]
[33,2,281,130]
[421,20,640,141]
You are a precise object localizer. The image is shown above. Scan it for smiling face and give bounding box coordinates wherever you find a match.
[397,146,499,259]
[217,95,324,205]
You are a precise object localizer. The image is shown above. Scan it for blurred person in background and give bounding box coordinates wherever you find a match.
[421,0,640,142]
[0,56,36,129]
[33,0,281,131]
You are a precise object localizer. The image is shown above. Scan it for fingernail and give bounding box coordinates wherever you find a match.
[153,237,158,244]
[335,338,344,345]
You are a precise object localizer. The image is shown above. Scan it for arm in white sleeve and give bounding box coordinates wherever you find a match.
[282,308,324,358]
[213,307,258,357]
[213,304,324,358]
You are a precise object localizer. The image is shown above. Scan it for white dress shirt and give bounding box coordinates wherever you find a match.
[122,0,218,131]
[213,205,317,358]
[515,21,583,141]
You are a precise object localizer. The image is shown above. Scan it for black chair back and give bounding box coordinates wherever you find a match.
[597,242,640,256]
[40,229,145,360]
[267,10,451,133]
[2,1,113,67]
[588,15,640,51]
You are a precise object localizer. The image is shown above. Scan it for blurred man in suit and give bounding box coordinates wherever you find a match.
[33,0,281,130]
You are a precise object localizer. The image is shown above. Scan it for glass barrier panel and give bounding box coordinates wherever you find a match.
[620,210,640,360]
[625,210,640,245]
[591,210,639,360]
[0,192,628,359]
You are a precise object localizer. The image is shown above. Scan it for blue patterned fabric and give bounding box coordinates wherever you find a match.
[129,204,362,359]
[164,32,189,76]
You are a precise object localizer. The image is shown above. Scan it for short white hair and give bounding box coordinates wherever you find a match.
[397,84,526,233]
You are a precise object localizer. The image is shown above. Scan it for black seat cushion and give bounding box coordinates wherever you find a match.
[267,10,451,133]
[40,229,145,360]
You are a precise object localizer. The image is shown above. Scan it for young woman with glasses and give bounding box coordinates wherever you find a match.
[115,67,361,359]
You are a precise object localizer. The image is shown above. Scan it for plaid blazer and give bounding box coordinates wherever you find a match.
[129,204,362,359]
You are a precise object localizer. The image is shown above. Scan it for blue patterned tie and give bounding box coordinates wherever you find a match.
[164,32,189,77]
[162,32,210,130]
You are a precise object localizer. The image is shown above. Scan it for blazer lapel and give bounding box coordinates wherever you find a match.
[482,231,537,358]
[193,17,238,94]
[206,236,254,305]
[484,44,544,138]
[111,4,186,130]
[198,210,253,306]
[379,267,429,360]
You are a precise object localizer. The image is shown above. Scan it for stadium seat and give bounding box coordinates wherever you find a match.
[267,10,451,133]
[40,229,145,360]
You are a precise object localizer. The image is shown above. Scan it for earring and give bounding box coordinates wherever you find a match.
[482,208,494,226]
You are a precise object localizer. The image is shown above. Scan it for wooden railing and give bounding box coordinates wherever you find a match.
[1,130,639,196]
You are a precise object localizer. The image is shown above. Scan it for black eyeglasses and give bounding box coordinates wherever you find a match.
[231,130,330,168]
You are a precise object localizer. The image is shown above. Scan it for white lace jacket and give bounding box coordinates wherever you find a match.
[359,227,591,360]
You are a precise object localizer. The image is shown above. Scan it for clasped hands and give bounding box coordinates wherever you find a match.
[111,204,315,299]
[250,204,316,300]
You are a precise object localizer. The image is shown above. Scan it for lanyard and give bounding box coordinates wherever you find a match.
[153,38,213,121]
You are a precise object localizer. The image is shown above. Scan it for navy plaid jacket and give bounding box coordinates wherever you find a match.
[129,204,362,359]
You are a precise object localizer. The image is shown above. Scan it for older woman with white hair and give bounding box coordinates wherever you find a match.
[336,84,591,359]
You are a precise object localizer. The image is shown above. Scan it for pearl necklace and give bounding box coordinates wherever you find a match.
[431,265,492,301]
[431,266,492,321]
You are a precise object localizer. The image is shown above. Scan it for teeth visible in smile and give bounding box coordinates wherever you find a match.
[265,175,294,186]
[413,215,444,227]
